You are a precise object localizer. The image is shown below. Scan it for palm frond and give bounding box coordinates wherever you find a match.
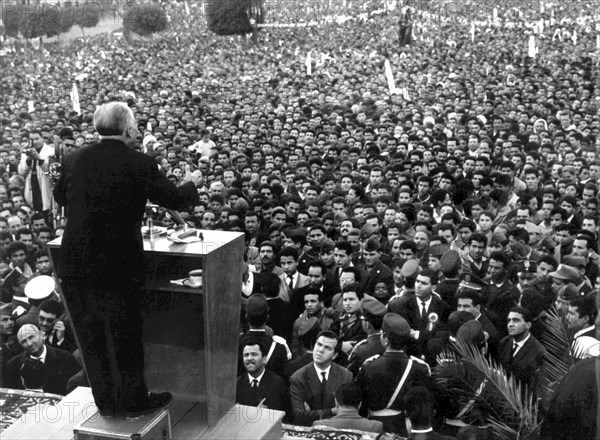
[538,306,576,408]
[435,339,541,440]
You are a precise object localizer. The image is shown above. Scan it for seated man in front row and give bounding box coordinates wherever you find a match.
[290,330,353,426]
[313,383,384,434]
[5,324,80,396]
[236,337,289,414]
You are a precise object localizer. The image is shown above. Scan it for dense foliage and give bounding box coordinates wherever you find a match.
[123,3,168,36]
[206,0,264,36]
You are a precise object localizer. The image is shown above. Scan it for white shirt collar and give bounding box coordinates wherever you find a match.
[314,363,331,381]
[513,334,530,353]
[575,325,596,339]
[247,368,266,386]
[30,344,47,364]
[417,296,432,311]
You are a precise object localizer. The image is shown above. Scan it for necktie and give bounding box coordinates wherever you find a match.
[320,372,327,405]
[288,276,294,290]
[510,342,518,361]
[251,379,258,388]
[421,301,427,318]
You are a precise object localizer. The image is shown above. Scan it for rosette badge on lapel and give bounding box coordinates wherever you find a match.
[427,312,439,331]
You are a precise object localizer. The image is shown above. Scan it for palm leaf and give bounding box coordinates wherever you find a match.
[435,339,541,440]
[538,306,576,408]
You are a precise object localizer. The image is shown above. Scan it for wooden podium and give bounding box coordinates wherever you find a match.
[46,230,282,439]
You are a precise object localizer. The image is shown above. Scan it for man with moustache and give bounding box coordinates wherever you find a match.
[236,338,289,413]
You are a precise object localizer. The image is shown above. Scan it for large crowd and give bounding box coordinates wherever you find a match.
[1,0,599,438]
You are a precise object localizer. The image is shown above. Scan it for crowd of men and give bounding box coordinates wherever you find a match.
[1,0,600,437]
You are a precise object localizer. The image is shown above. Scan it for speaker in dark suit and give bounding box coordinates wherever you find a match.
[53,103,199,415]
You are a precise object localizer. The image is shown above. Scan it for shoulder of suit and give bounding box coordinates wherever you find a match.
[349,339,367,358]
[362,354,380,366]
[409,355,431,374]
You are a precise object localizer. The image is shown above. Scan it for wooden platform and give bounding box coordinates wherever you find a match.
[3,388,284,440]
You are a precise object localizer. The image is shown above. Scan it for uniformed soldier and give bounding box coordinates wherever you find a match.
[347,296,386,374]
[356,313,433,435]
[359,238,394,294]
[388,259,421,302]
[238,294,291,378]
[436,250,461,309]
[285,317,321,378]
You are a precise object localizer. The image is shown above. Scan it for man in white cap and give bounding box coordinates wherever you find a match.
[15,275,56,330]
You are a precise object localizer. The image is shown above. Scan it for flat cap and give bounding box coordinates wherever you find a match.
[400,259,421,278]
[440,250,461,274]
[361,296,387,319]
[562,255,586,268]
[382,313,411,339]
[363,237,381,252]
[549,264,580,284]
[456,320,485,346]
[430,243,450,259]
[320,239,335,254]
[557,284,579,301]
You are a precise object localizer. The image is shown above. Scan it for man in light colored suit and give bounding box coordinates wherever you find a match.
[279,247,310,302]
[290,330,353,426]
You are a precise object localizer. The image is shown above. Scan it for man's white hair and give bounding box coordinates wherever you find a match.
[93,102,135,136]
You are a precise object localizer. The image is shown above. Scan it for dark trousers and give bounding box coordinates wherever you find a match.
[61,277,147,413]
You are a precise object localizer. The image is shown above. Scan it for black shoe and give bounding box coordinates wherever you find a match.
[124,392,173,417]
[98,408,116,418]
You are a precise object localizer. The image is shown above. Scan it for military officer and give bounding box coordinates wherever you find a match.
[347,296,386,374]
[356,313,433,435]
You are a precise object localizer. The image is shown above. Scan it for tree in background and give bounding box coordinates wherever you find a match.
[123,3,168,37]
[206,0,264,36]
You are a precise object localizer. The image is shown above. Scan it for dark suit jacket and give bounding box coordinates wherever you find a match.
[387,293,451,356]
[289,362,353,426]
[5,345,80,395]
[324,266,370,297]
[541,357,598,440]
[498,334,546,391]
[53,139,198,280]
[236,369,289,413]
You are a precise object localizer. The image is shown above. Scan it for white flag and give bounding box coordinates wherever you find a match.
[470,23,475,42]
[597,34,600,50]
[492,7,498,21]
[384,59,396,94]
[528,35,536,57]
[185,0,190,15]
[306,52,312,75]
[572,31,577,45]
[28,100,35,113]
[70,83,81,115]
